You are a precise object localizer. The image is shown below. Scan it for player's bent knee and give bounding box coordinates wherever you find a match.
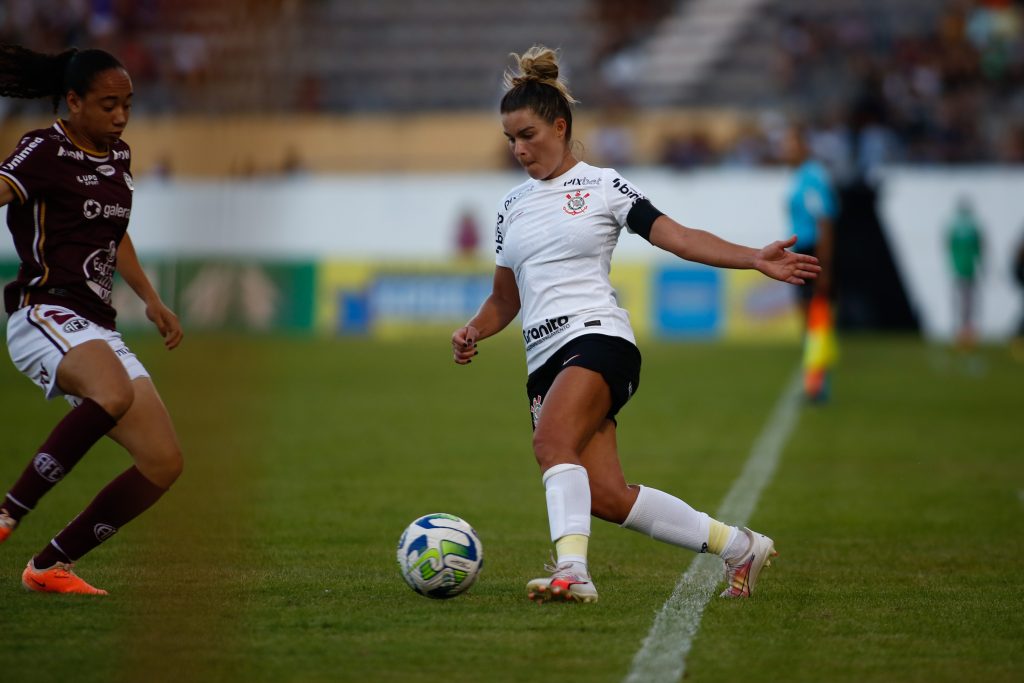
[159,449,184,487]
[532,431,575,469]
[94,383,135,420]
[139,446,183,489]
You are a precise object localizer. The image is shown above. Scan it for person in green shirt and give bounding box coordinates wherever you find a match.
[947,198,984,348]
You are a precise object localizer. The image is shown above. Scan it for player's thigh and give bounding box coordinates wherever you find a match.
[532,366,612,464]
[57,339,133,411]
[7,305,130,408]
[106,377,182,488]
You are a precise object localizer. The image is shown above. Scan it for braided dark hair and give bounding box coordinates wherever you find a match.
[0,45,124,113]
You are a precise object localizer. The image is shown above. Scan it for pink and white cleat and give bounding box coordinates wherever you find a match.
[527,562,599,603]
[720,527,777,598]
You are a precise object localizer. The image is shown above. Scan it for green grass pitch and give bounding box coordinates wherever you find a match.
[0,334,1021,682]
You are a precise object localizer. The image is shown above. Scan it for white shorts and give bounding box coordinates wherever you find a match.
[6,304,149,405]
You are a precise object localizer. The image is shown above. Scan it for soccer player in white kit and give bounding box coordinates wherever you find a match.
[451,46,820,603]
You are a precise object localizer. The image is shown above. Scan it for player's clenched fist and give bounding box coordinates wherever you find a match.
[451,325,479,365]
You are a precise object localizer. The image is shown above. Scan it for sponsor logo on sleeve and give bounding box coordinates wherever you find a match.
[611,177,644,201]
[123,172,134,191]
[2,137,44,171]
[495,214,505,254]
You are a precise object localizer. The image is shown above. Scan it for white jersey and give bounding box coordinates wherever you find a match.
[495,161,650,373]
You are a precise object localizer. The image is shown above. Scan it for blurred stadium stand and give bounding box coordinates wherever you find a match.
[2,0,1015,171]
[0,0,1021,172]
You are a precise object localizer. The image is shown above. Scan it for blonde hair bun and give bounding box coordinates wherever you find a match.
[504,45,578,104]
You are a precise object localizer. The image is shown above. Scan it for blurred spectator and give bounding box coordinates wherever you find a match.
[453,209,480,261]
[946,198,985,348]
[170,19,209,88]
[757,0,1024,167]
[660,131,717,170]
[591,105,635,168]
[147,154,174,181]
[0,0,1019,169]
[719,124,770,168]
[591,0,674,64]
[280,147,308,178]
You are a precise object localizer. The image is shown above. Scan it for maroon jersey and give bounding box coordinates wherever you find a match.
[0,120,133,329]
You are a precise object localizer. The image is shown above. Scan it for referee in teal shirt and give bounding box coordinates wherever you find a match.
[783,125,838,312]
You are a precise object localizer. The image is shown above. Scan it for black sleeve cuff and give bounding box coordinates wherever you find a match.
[626,198,664,241]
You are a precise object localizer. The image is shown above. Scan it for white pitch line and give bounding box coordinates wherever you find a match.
[624,368,804,683]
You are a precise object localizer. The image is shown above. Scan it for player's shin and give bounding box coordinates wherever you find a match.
[32,466,166,568]
[620,485,747,556]
[1,398,117,525]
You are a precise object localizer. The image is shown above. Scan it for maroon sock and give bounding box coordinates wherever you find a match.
[2,398,117,522]
[34,466,167,568]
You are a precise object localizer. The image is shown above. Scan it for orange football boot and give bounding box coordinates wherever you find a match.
[22,560,108,595]
[0,510,16,544]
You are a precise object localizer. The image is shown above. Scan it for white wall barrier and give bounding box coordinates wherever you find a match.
[2,168,1021,340]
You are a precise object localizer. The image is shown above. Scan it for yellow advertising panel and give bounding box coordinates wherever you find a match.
[723,270,802,342]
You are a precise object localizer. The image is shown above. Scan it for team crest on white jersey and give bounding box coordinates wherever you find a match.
[563,190,590,216]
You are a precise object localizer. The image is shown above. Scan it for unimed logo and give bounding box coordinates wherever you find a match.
[33,453,65,483]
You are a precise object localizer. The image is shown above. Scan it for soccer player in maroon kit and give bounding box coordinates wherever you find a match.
[0,46,183,595]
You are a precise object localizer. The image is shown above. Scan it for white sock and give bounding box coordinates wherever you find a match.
[620,485,713,553]
[542,463,591,544]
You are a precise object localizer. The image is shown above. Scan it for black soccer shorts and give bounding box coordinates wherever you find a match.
[525,333,641,430]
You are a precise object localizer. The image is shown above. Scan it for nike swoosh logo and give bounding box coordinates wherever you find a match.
[30,576,46,588]
[562,354,582,366]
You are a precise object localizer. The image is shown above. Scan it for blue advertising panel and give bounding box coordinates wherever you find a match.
[654,266,721,338]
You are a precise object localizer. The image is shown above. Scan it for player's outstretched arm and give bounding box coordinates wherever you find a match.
[452,266,520,365]
[649,216,821,285]
[116,234,183,349]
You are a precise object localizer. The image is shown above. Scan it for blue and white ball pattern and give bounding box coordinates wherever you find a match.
[397,513,483,599]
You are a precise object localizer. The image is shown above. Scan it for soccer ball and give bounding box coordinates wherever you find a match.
[396,513,483,599]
